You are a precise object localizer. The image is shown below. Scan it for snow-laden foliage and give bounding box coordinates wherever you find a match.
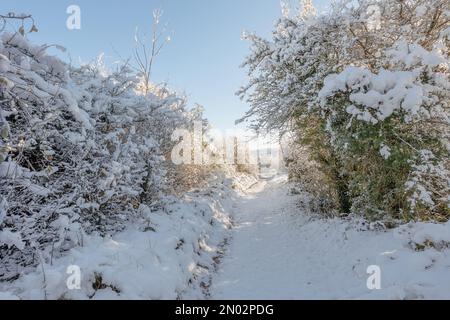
[0,31,204,282]
[0,172,252,299]
[239,0,450,221]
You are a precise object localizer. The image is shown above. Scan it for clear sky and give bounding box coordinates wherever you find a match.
[0,0,330,130]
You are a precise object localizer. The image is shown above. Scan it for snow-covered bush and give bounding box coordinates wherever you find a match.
[282,133,340,215]
[239,0,449,222]
[0,30,207,281]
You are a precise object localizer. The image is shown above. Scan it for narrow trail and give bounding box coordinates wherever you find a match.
[210,174,318,299]
[209,173,450,300]
[210,174,396,299]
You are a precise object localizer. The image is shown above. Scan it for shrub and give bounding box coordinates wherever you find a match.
[0,31,204,280]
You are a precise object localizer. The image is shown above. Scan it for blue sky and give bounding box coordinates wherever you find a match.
[0,0,330,130]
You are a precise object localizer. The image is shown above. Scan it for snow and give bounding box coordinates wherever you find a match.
[211,175,450,299]
[409,222,450,248]
[380,144,392,159]
[0,292,19,300]
[319,67,426,123]
[0,198,7,225]
[0,229,25,250]
[23,68,93,130]
[388,40,447,68]
[0,54,10,72]
[0,173,251,300]
[416,5,428,17]
[0,161,26,178]
[1,171,449,299]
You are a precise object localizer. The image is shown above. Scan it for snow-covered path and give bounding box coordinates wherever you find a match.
[211,174,319,299]
[211,174,355,299]
[210,175,450,300]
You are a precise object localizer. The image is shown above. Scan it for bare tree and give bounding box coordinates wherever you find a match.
[133,9,171,95]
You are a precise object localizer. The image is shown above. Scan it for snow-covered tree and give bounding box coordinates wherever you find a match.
[239,0,449,221]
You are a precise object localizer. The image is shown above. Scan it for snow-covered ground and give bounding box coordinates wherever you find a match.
[211,175,450,300]
[0,172,257,300]
[1,172,449,300]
